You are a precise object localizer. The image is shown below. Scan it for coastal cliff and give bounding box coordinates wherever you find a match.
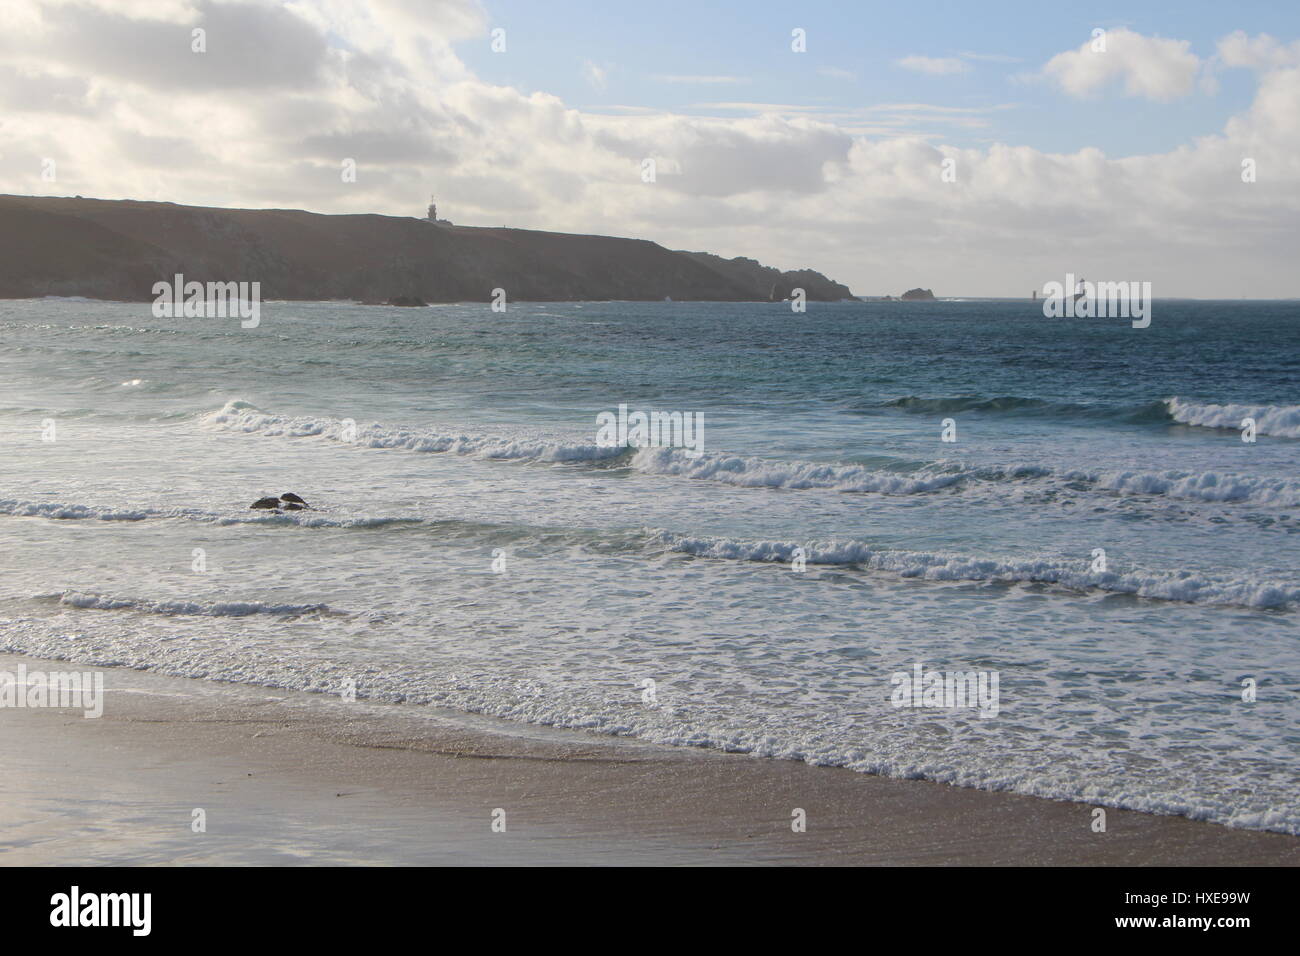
[0,195,856,303]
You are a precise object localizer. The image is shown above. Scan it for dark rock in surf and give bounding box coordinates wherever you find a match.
[250,493,310,511]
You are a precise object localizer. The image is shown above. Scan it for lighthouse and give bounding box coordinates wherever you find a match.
[426,195,437,221]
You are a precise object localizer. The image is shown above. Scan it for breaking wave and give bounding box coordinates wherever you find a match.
[0,498,423,528]
[630,446,976,493]
[203,400,624,462]
[879,394,1300,439]
[1166,397,1300,438]
[649,531,1300,609]
[41,591,339,618]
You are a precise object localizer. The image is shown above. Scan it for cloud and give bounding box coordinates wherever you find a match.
[1217,30,1300,70]
[0,6,1297,296]
[583,60,608,90]
[0,0,332,92]
[1042,27,1200,101]
[0,65,96,114]
[609,115,853,197]
[818,67,856,80]
[897,56,969,75]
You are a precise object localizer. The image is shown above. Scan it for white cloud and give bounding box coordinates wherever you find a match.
[0,5,1297,296]
[897,56,968,75]
[1217,30,1300,70]
[583,60,608,90]
[1043,27,1200,101]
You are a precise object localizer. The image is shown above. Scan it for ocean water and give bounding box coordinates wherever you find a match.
[1,297,1297,833]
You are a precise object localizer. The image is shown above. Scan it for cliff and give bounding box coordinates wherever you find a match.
[681,252,856,302]
[0,195,856,304]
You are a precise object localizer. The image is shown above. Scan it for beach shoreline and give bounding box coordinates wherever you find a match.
[1,651,1295,866]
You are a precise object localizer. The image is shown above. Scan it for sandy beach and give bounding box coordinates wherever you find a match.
[2,652,1294,867]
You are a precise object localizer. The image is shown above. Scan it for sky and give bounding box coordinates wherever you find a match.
[2,0,1299,296]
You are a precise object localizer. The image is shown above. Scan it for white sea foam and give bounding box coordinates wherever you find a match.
[1167,397,1300,438]
[650,531,1300,608]
[5,485,1290,606]
[634,448,1299,507]
[0,499,162,521]
[1077,468,1300,506]
[0,497,419,528]
[630,446,968,493]
[175,400,1300,509]
[49,591,336,617]
[204,400,623,462]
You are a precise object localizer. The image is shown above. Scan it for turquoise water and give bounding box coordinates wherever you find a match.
[1,297,1297,831]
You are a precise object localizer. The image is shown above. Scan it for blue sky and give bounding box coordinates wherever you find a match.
[461,0,1300,158]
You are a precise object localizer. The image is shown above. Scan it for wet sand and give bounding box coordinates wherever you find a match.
[1,652,1295,866]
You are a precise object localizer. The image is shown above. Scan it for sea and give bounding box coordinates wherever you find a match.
[1,296,1297,833]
